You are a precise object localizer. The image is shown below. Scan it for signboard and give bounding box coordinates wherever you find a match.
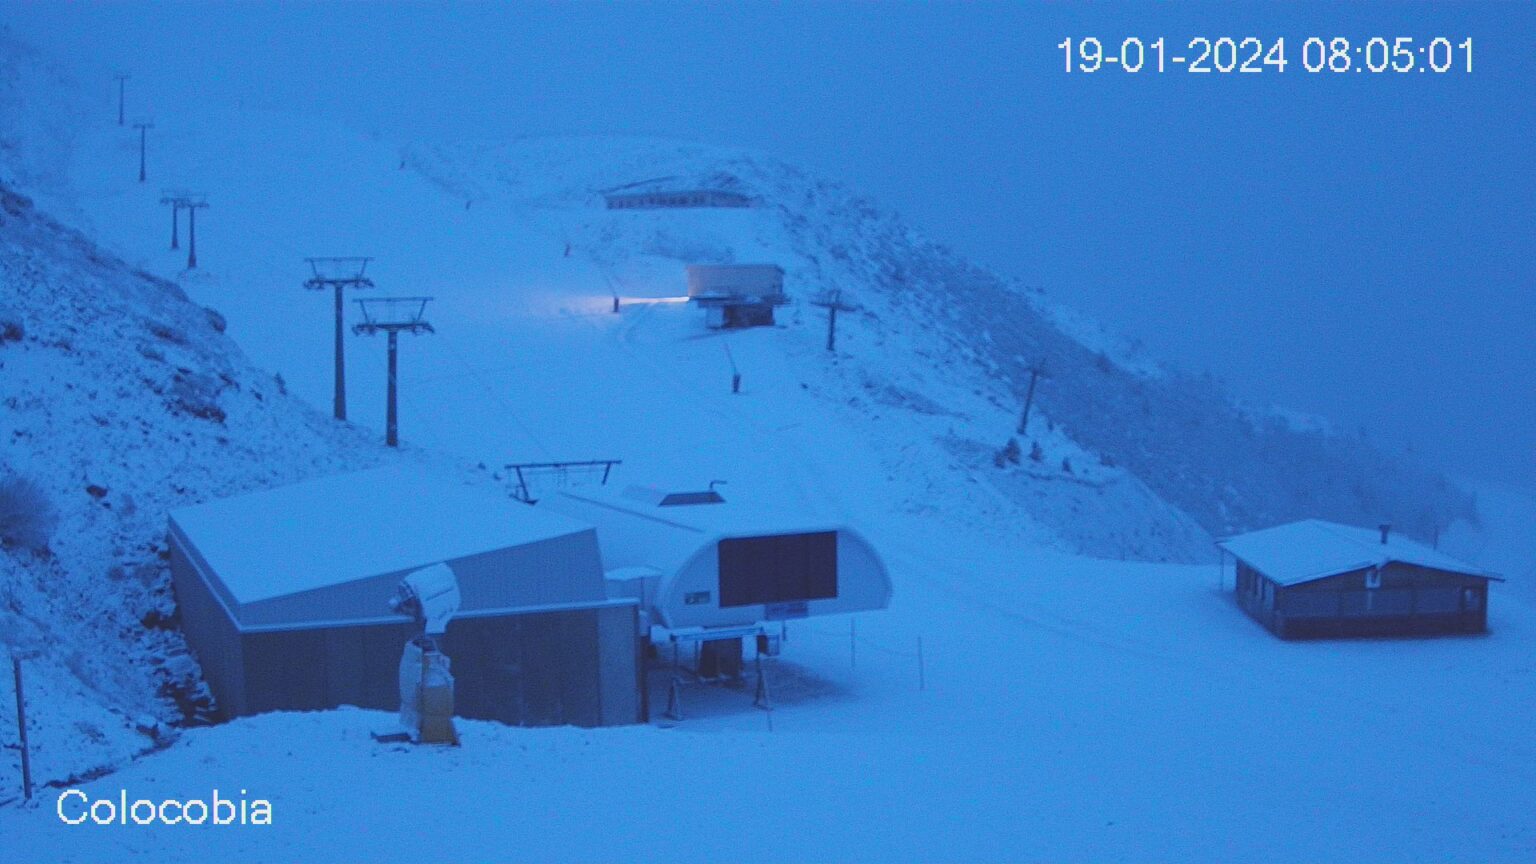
[765,600,809,620]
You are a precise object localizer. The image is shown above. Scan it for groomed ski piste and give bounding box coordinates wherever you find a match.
[2,24,1534,863]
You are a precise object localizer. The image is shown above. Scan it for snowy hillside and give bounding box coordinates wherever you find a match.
[1,24,1531,863]
[0,27,1475,568]
[407,136,1476,548]
[0,178,397,790]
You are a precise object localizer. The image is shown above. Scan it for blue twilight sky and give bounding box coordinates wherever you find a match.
[5,1,1533,487]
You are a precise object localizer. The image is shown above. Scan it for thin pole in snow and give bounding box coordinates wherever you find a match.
[114,73,129,126]
[12,654,32,802]
[1018,360,1048,435]
[850,618,856,670]
[723,341,741,394]
[917,636,925,691]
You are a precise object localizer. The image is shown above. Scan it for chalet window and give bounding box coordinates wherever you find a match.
[1365,568,1382,589]
[1417,587,1460,613]
[1462,587,1482,611]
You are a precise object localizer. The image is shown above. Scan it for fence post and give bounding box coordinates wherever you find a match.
[12,654,32,801]
[849,618,856,670]
[917,636,926,691]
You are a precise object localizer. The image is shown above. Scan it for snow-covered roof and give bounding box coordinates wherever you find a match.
[171,467,594,605]
[1217,520,1500,586]
[540,486,851,579]
[556,486,843,539]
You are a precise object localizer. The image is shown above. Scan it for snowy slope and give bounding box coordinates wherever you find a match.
[0,177,405,791]
[4,541,1535,862]
[1,26,1531,863]
[406,135,1477,549]
[0,26,1474,567]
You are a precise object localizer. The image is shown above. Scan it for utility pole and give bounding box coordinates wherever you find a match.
[304,257,375,421]
[183,198,208,269]
[132,121,154,183]
[811,289,857,353]
[1017,359,1048,435]
[353,297,434,447]
[113,73,129,126]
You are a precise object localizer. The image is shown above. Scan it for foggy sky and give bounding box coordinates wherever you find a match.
[5,1,1532,487]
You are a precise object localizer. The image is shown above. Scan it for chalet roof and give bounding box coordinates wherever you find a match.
[1217,519,1502,587]
[171,467,593,605]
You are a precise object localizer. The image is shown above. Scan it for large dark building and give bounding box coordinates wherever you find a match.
[169,468,641,726]
[1218,520,1502,639]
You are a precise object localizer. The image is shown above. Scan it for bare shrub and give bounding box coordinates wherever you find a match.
[0,308,22,343]
[0,474,58,552]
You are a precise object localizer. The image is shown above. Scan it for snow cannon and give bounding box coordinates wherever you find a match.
[389,562,462,636]
[388,563,461,745]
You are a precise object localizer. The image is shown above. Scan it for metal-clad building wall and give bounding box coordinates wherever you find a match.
[168,529,248,718]
[445,610,601,726]
[239,622,414,717]
[230,603,638,727]
[597,604,642,726]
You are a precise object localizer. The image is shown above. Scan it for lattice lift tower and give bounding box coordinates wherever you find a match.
[353,296,435,447]
[304,257,375,421]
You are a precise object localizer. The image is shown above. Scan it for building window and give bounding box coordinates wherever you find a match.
[1462,587,1482,611]
[1365,568,1382,589]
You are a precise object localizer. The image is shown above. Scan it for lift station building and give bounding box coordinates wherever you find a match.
[686,264,788,329]
[540,486,893,632]
[169,468,641,727]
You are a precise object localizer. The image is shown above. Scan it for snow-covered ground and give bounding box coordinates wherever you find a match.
[1,25,1533,863]
[5,539,1535,862]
